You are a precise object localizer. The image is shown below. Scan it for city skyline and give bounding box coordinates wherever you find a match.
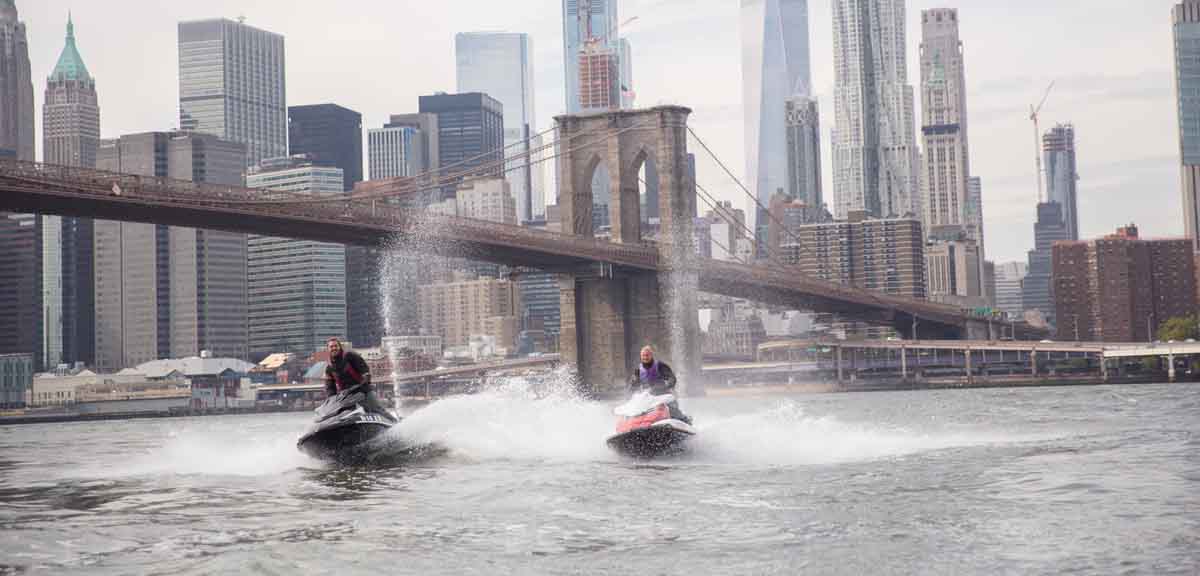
[12,0,1185,264]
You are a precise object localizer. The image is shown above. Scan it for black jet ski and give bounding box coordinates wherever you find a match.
[297,384,399,464]
[605,391,696,459]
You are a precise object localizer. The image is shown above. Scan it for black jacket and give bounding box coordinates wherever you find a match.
[629,360,677,394]
[325,350,371,396]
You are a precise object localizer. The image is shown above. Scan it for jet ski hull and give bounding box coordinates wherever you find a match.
[606,420,695,459]
[297,420,396,463]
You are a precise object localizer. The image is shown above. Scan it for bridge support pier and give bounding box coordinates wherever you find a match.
[1168,352,1176,382]
[557,270,699,398]
[554,106,701,398]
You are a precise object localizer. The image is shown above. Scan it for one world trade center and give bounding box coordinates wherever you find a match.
[741,0,814,256]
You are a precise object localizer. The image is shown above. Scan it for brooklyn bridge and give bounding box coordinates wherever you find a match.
[0,106,1044,392]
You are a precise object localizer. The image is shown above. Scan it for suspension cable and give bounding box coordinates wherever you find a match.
[230,118,658,206]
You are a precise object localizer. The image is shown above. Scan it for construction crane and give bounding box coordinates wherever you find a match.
[1029,80,1056,203]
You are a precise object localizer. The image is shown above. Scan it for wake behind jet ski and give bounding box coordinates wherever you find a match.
[605,345,696,459]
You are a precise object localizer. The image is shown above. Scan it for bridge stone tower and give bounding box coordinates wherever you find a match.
[555,106,702,398]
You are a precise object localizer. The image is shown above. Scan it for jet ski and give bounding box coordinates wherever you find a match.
[605,390,696,459]
[297,384,400,464]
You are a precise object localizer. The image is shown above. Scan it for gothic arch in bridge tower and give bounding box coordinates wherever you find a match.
[554,106,702,397]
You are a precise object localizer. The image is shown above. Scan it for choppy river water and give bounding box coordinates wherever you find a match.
[1,382,1197,575]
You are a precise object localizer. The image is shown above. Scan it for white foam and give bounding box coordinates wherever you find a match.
[394,374,616,463]
[690,399,1020,466]
[96,420,317,478]
[391,383,1021,467]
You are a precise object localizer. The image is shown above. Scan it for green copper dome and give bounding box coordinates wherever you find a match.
[49,14,91,82]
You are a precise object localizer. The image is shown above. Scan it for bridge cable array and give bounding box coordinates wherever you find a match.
[686,126,891,310]
[222,118,661,206]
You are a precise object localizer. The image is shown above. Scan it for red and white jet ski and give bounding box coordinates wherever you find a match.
[605,391,696,459]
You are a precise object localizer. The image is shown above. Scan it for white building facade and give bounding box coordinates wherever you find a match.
[831,0,919,220]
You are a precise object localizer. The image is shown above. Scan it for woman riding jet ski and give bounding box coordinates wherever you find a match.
[297,338,399,463]
[605,346,696,459]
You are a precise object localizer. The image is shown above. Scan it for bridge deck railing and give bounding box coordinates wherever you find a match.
[0,159,1038,334]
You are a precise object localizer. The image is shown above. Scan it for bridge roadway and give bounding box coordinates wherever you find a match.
[0,160,1040,337]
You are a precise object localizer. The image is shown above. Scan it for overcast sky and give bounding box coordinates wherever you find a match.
[20,0,1184,263]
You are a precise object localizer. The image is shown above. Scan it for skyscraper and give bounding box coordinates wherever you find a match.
[0,2,36,369]
[247,157,347,357]
[1043,123,1079,241]
[1023,202,1069,329]
[95,132,246,370]
[166,134,249,361]
[0,214,41,370]
[418,92,505,199]
[368,113,437,181]
[619,38,634,109]
[785,96,822,213]
[741,0,813,250]
[0,0,34,161]
[578,47,621,112]
[831,0,919,220]
[456,32,538,223]
[993,261,1027,321]
[44,14,100,369]
[178,18,286,167]
[287,104,363,192]
[1176,1,1200,252]
[360,113,441,346]
[924,240,983,307]
[44,15,98,168]
[562,0,619,114]
[919,8,970,235]
[965,176,984,247]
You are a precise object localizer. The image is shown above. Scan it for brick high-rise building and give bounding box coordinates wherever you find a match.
[781,211,925,299]
[1052,225,1196,342]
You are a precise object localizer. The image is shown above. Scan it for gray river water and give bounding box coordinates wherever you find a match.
[1,381,1197,575]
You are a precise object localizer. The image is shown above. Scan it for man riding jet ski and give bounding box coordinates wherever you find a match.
[605,346,695,458]
[629,345,691,423]
[297,338,399,462]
